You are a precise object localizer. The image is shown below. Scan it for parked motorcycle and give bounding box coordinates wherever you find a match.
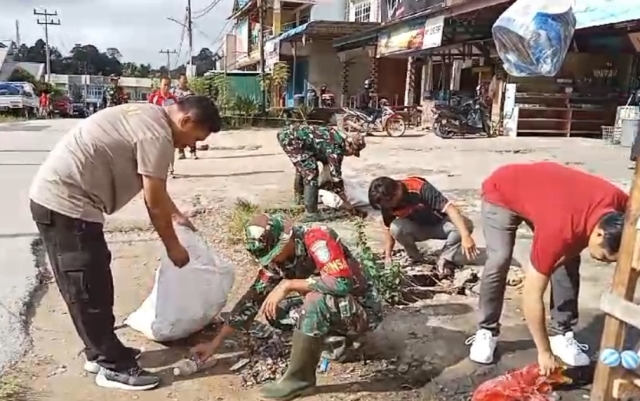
[320,85,335,108]
[341,100,406,137]
[431,94,492,139]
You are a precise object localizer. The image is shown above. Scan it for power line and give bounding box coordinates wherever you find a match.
[175,12,188,68]
[159,49,178,70]
[192,0,221,19]
[34,8,61,82]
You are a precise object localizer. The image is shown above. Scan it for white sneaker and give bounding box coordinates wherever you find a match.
[549,332,590,366]
[84,348,142,374]
[466,329,497,364]
[84,360,101,374]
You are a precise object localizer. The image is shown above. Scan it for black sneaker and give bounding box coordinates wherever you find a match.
[84,347,142,374]
[95,366,160,391]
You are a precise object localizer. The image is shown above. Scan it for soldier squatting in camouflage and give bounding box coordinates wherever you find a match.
[277,124,365,214]
[227,213,382,338]
[105,82,127,107]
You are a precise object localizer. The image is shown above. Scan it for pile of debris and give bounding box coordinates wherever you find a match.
[231,322,293,387]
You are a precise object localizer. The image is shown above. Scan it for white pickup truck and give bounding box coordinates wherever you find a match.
[0,81,38,118]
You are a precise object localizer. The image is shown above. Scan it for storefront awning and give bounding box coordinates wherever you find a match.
[277,21,380,43]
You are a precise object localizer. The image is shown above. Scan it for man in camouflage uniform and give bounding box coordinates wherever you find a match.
[105,75,128,107]
[190,213,382,400]
[278,124,366,217]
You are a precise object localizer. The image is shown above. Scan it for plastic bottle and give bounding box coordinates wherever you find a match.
[172,356,218,376]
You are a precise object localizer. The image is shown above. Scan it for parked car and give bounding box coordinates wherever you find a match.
[52,96,73,118]
[71,103,89,118]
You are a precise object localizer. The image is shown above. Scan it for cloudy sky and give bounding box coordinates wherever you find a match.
[0,0,234,67]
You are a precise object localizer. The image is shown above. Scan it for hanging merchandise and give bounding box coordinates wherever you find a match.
[492,0,576,77]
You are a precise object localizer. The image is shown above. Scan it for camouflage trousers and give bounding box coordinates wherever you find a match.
[278,132,320,188]
[267,291,383,338]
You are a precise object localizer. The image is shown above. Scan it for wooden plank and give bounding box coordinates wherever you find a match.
[612,373,640,400]
[591,162,640,401]
[600,292,640,329]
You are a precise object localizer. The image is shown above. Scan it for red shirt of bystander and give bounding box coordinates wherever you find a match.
[39,93,50,107]
[148,90,177,106]
[481,162,628,276]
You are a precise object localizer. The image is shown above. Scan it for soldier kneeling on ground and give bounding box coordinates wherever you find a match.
[278,123,367,219]
[190,213,383,400]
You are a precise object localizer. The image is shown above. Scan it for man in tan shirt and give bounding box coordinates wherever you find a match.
[29,96,221,391]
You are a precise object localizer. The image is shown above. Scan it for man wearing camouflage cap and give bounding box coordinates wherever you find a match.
[105,75,128,107]
[190,213,382,400]
[278,124,366,218]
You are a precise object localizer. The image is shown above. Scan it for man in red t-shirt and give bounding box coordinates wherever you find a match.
[149,77,178,175]
[467,162,627,374]
[39,92,50,118]
[148,76,177,106]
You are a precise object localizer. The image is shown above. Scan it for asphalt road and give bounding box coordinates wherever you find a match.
[0,119,73,373]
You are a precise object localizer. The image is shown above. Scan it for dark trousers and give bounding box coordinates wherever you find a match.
[30,201,137,371]
[478,200,580,336]
[360,107,381,123]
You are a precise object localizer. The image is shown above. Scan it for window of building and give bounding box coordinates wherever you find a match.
[351,0,372,22]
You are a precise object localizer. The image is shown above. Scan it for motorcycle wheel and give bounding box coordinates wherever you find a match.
[385,115,406,137]
[435,118,454,139]
[341,114,362,133]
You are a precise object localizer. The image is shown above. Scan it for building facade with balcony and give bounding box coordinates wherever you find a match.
[223,0,379,107]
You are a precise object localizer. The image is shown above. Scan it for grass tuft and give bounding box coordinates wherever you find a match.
[0,375,32,401]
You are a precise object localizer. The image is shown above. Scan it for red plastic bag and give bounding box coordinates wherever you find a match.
[471,364,572,401]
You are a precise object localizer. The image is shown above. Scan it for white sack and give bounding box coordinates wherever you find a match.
[126,225,235,342]
[318,164,370,209]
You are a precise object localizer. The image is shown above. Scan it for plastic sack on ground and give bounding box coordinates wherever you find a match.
[318,164,369,209]
[472,364,572,401]
[492,0,576,77]
[126,225,235,342]
[318,179,370,210]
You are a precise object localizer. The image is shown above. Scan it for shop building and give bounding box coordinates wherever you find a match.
[335,0,640,138]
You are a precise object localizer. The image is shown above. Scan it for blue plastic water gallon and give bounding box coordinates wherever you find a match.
[492,0,576,77]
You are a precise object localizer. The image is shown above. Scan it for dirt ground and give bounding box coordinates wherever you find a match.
[11,129,640,401]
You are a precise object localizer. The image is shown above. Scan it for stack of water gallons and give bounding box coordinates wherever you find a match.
[492,0,576,77]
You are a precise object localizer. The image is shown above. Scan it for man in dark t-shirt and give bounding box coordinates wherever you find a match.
[368,176,477,275]
[467,162,627,374]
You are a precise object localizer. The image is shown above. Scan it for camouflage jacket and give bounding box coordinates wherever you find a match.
[279,124,347,194]
[105,84,127,107]
[227,224,379,330]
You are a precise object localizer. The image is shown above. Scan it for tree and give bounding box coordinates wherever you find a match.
[12,39,221,78]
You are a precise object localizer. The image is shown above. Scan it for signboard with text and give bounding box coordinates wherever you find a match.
[422,16,445,50]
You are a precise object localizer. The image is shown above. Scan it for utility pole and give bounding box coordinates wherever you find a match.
[159,49,178,71]
[258,0,267,114]
[186,0,194,77]
[34,9,61,83]
[15,20,21,47]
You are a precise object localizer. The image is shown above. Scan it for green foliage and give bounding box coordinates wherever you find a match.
[353,218,405,305]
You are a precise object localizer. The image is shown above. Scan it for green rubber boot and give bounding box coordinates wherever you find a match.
[259,330,323,401]
[300,184,320,222]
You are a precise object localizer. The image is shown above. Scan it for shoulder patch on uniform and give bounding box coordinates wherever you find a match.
[309,240,331,263]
